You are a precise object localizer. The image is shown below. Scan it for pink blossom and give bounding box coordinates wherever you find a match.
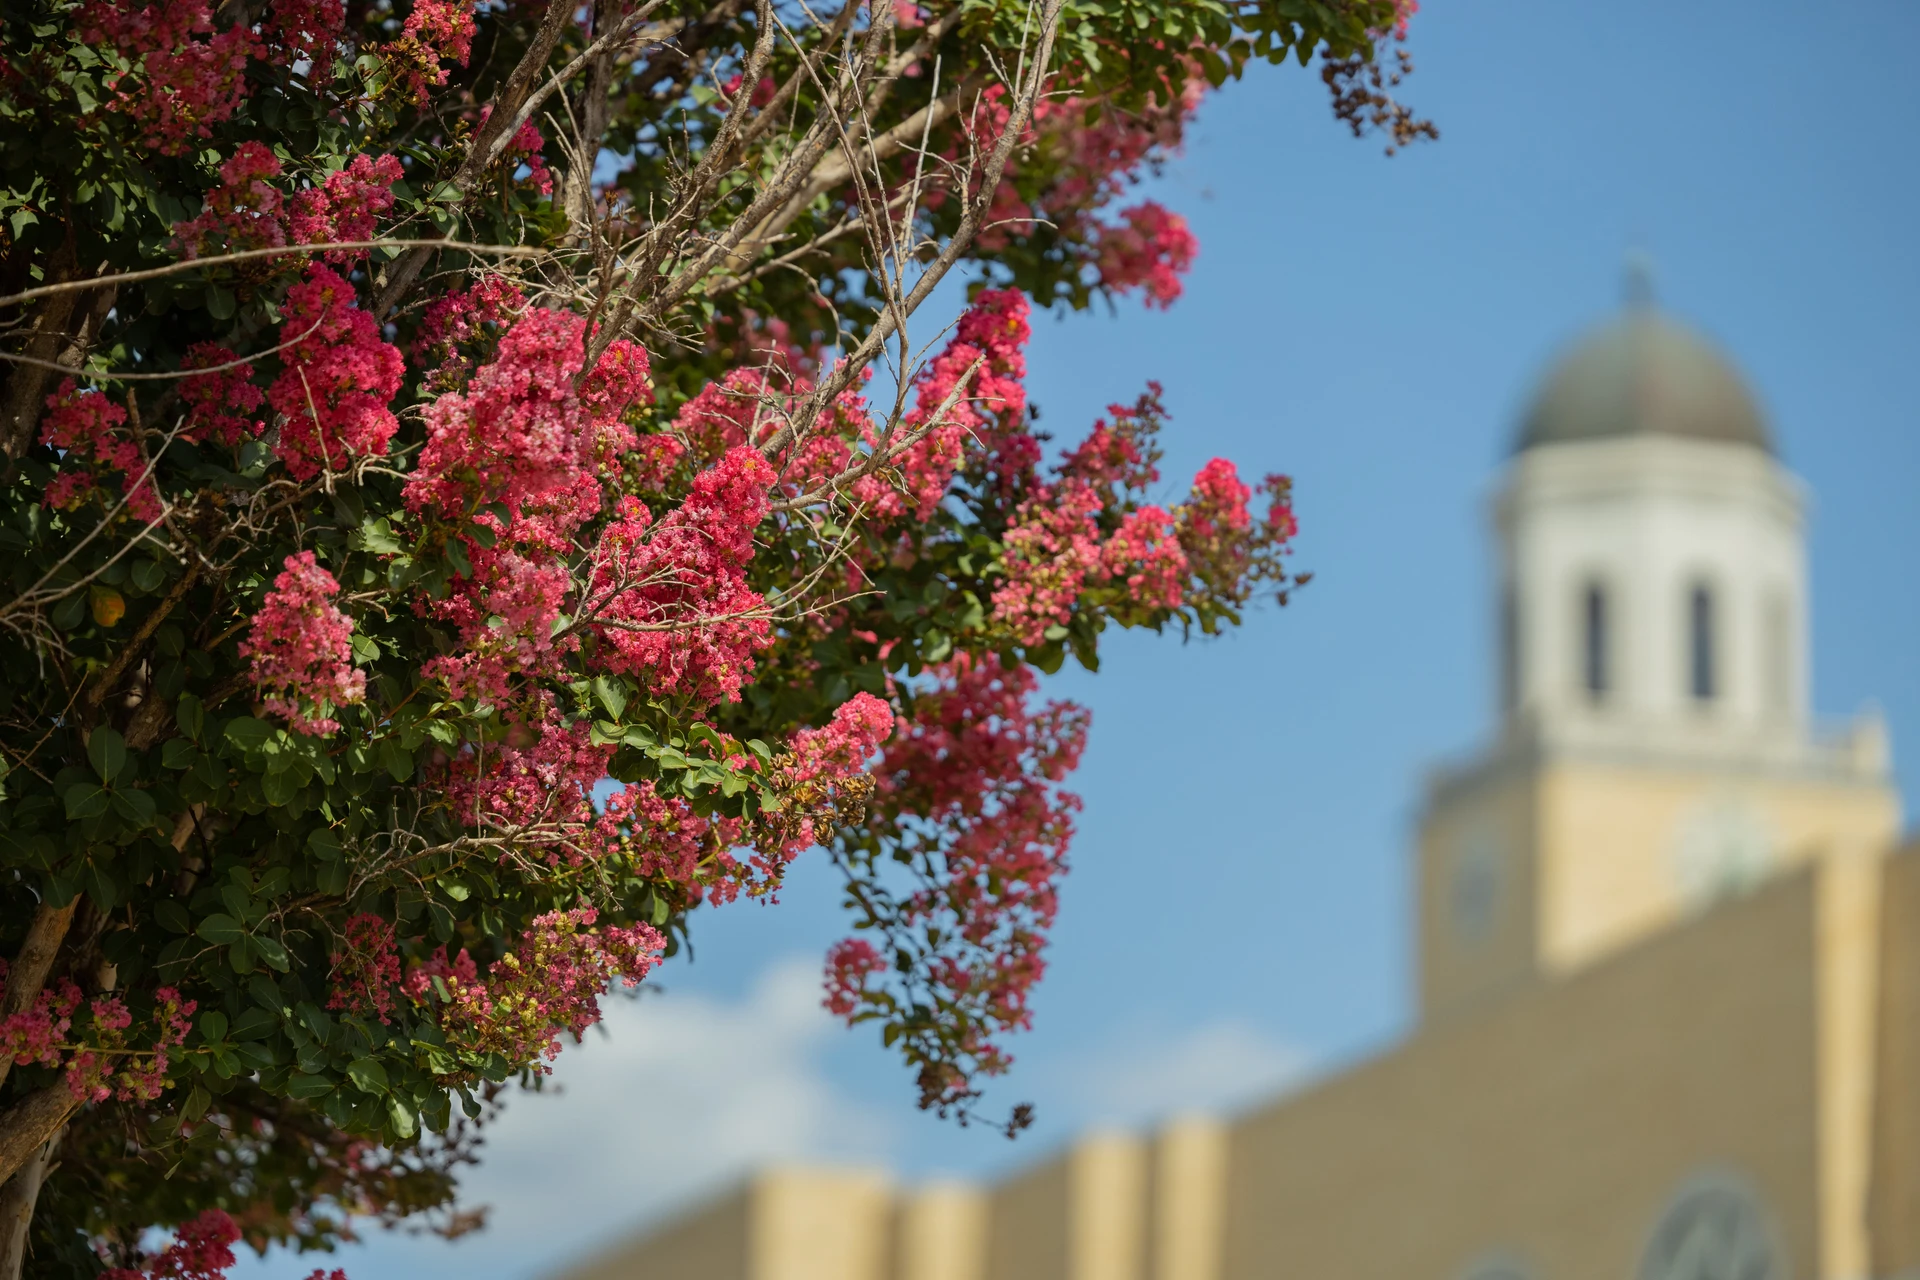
[444,706,613,845]
[327,913,403,1023]
[172,142,287,259]
[412,277,528,391]
[99,1208,240,1280]
[824,938,883,1016]
[382,0,477,105]
[428,909,664,1069]
[266,0,347,80]
[586,448,776,707]
[289,154,406,260]
[267,266,404,481]
[1094,202,1198,309]
[77,1,262,154]
[0,974,81,1070]
[851,289,1031,520]
[239,550,366,736]
[179,344,265,446]
[991,482,1105,645]
[38,380,161,522]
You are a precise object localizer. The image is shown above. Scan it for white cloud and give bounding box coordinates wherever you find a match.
[236,957,894,1280]
[1055,1019,1315,1129]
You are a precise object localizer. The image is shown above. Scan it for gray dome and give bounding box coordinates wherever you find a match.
[1516,310,1772,454]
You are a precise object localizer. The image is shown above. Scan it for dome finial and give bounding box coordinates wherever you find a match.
[1623,248,1657,310]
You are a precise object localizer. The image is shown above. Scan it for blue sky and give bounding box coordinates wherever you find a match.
[245,2,1920,1275]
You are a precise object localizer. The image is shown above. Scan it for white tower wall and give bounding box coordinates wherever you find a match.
[1493,433,1809,765]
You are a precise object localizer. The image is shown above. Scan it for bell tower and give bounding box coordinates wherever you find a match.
[1416,288,1899,1023]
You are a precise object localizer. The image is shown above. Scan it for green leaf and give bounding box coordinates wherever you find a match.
[161,739,199,770]
[196,913,245,945]
[350,633,380,665]
[285,1072,333,1099]
[307,828,343,860]
[387,1096,417,1139]
[198,1011,229,1043]
[110,788,156,825]
[228,935,256,974]
[225,717,272,750]
[379,738,413,782]
[346,1057,389,1094]
[232,1006,279,1040]
[592,676,628,721]
[252,934,291,972]
[155,900,191,934]
[355,516,405,555]
[182,1085,211,1120]
[177,690,205,740]
[88,728,127,783]
[205,285,237,320]
[63,783,108,820]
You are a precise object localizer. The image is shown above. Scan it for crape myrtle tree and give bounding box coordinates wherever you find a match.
[0,0,1428,1273]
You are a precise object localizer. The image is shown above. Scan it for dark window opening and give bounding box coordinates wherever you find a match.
[1583,582,1610,700]
[1689,583,1717,702]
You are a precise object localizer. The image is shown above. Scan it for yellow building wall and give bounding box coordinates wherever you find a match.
[1224,864,1825,1280]
[1418,761,1542,1021]
[551,1169,890,1280]
[895,1181,987,1280]
[554,1185,752,1280]
[1536,760,1900,975]
[1145,1117,1227,1280]
[987,1132,1146,1280]
[1870,842,1920,1278]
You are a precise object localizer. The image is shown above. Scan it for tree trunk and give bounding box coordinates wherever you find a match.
[0,1086,76,1191]
[0,899,82,1186]
[0,1125,61,1280]
[0,899,79,1095]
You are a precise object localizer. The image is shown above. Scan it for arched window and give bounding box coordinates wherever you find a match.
[1688,582,1717,702]
[1582,581,1610,700]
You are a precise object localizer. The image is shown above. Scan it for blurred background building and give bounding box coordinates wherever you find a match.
[549,286,1913,1280]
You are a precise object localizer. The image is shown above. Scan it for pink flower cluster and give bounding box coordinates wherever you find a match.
[940,78,1206,305]
[1094,202,1198,309]
[428,909,664,1070]
[38,380,160,522]
[267,0,348,81]
[991,394,1198,645]
[327,913,404,1023]
[64,986,195,1104]
[76,0,261,154]
[662,364,874,502]
[0,971,80,1071]
[407,307,649,700]
[594,694,893,902]
[100,1208,240,1280]
[239,550,366,736]
[0,968,194,1105]
[382,0,477,105]
[824,938,884,1017]
[172,142,288,259]
[827,658,1087,1087]
[788,691,894,783]
[267,266,405,482]
[479,105,554,195]
[412,277,527,391]
[443,706,613,847]
[288,154,406,260]
[851,289,1032,520]
[179,344,265,447]
[586,447,776,707]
